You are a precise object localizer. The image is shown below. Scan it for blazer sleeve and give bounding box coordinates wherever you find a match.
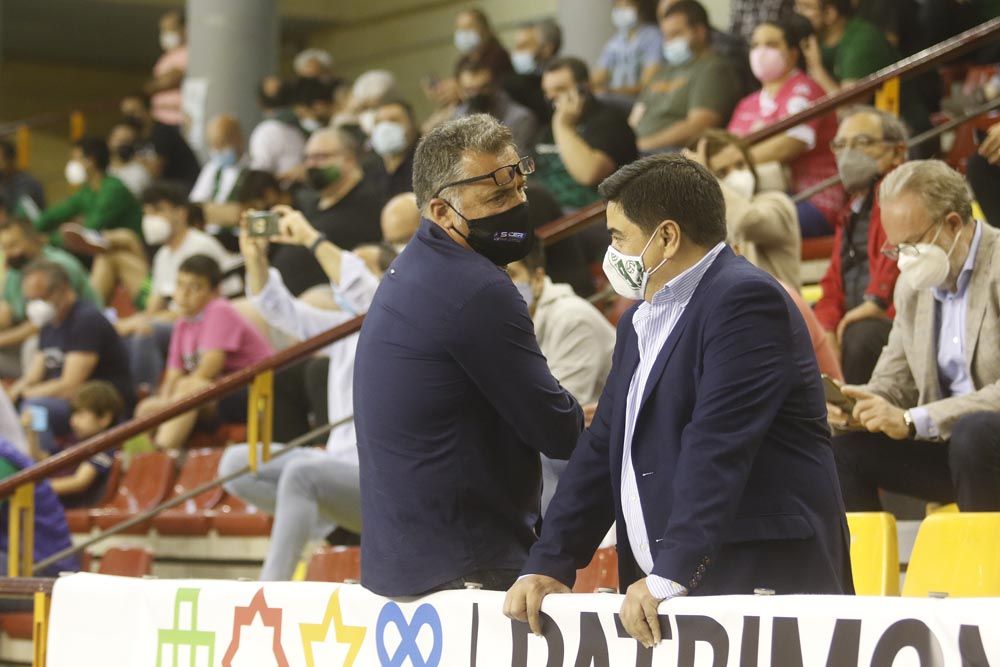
[521,311,634,586]
[446,279,582,460]
[649,280,800,584]
[860,284,919,409]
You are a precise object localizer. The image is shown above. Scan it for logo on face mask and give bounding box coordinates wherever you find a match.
[602,224,669,300]
[448,200,534,265]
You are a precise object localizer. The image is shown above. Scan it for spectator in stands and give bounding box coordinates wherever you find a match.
[371,99,418,201]
[380,192,420,253]
[134,255,272,450]
[968,120,1000,227]
[504,18,563,123]
[534,57,638,212]
[831,160,1000,512]
[121,94,201,190]
[189,114,249,229]
[292,77,335,136]
[115,183,230,389]
[277,128,384,296]
[9,261,134,454]
[0,139,45,219]
[0,219,100,378]
[593,0,663,100]
[344,70,399,137]
[506,242,615,510]
[107,121,152,199]
[293,48,335,82]
[0,438,79,580]
[146,10,188,129]
[730,0,795,44]
[721,15,845,237]
[454,61,539,153]
[249,78,307,178]
[630,1,741,153]
[22,381,122,509]
[233,170,291,214]
[453,8,513,79]
[354,115,582,597]
[814,107,906,384]
[34,138,143,245]
[220,207,382,580]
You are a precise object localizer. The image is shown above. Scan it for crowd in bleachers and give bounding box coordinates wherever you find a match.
[0,0,998,585]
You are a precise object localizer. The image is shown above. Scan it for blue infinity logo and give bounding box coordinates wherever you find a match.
[375,602,443,667]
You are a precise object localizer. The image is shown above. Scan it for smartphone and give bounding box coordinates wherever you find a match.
[822,374,855,414]
[28,405,49,433]
[247,211,280,238]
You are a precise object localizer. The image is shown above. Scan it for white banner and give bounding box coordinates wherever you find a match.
[47,573,1000,666]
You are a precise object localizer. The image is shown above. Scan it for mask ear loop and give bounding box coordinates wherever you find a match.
[942,220,965,259]
[640,222,671,278]
[440,198,471,240]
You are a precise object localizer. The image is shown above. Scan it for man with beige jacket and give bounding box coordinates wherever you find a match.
[507,242,616,511]
[830,160,1000,511]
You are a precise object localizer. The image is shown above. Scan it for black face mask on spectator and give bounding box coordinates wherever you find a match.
[115,144,136,162]
[6,254,29,271]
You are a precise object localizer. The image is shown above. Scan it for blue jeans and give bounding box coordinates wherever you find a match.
[126,321,174,389]
[796,199,835,238]
[21,396,72,455]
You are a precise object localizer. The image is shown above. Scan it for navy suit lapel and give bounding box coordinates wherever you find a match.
[611,324,641,483]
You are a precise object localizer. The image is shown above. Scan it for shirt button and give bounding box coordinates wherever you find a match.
[389,268,396,274]
[953,337,959,344]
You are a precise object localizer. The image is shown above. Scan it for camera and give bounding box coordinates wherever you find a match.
[247,211,280,237]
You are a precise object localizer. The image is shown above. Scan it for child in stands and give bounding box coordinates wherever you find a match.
[22,381,122,509]
[134,254,273,450]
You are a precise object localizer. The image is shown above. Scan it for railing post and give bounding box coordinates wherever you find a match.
[8,482,35,577]
[875,77,901,116]
[246,370,274,472]
[69,111,86,142]
[33,590,49,667]
[15,125,31,171]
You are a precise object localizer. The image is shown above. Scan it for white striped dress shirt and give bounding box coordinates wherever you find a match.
[622,242,725,599]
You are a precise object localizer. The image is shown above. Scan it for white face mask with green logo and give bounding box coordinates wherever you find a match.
[601,224,668,300]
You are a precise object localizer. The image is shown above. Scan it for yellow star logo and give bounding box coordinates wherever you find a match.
[300,589,366,666]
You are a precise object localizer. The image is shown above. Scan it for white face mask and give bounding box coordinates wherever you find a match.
[160,31,182,51]
[722,168,756,200]
[26,299,57,328]
[663,37,694,66]
[300,117,322,133]
[370,121,408,157]
[514,281,535,310]
[602,225,669,300]
[142,214,173,246]
[611,6,638,30]
[454,29,482,54]
[896,222,962,291]
[65,160,87,186]
[511,50,537,75]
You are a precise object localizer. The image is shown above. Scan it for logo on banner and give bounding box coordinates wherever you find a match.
[299,589,367,667]
[222,589,290,666]
[376,602,443,667]
[156,588,216,667]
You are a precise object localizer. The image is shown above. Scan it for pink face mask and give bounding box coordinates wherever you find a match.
[750,46,788,83]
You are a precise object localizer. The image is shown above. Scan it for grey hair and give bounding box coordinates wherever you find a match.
[535,18,563,54]
[412,114,514,212]
[351,69,397,107]
[841,105,909,144]
[22,259,72,293]
[310,126,360,157]
[879,159,974,225]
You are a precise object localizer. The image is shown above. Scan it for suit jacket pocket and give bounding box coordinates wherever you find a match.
[723,513,815,543]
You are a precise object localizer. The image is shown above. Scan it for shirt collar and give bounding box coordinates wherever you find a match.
[642,242,726,312]
[933,220,982,301]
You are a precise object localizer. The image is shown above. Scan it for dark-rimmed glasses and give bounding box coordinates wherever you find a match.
[830,135,888,152]
[433,156,535,198]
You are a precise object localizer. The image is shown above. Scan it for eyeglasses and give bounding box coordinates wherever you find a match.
[830,135,888,152]
[881,220,941,260]
[433,156,535,198]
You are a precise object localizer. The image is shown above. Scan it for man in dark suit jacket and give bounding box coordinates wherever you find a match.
[354,114,582,597]
[505,154,852,648]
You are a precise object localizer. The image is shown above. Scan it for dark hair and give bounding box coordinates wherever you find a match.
[292,77,334,106]
[535,18,563,56]
[258,78,291,109]
[455,58,493,79]
[460,8,495,37]
[178,254,222,288]
[233,170,281,205]
[757,14,813,68]
[820,0,853,18]
[377,97,417,128]
[141,181,189,207]
[186,203,205,230]
[0,139,15,162]
[22,259,72,293]
[542,56,590,84]
[72,380,125,422]
[663,0,710,30]
[598,153,726,245]
[0,216,38,239]
[521,240,546,274]
[700,129,759,188]
[75,137,110,172]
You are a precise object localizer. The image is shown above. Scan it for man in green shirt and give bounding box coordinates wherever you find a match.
[34,137,143,245]
[0,218,101,377]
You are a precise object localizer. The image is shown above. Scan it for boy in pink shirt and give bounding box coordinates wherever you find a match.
[136,254,273,449]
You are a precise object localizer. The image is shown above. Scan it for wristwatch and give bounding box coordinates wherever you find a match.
[903,410,916,439]
[309,232,328,256]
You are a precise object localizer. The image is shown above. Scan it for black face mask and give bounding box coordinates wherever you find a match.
[306,165,341,191]
[447,200,534,265]
[115,144,136,162]
[6,254,29,271]
[466,92,495,114]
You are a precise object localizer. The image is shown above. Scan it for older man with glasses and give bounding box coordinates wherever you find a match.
[828,159,1000,512]
[353,114,583,597]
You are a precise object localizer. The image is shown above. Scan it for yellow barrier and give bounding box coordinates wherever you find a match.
[69,112,86,143]
[8,482,35,577]
[874,77,901,116]
[33,591,49,667]
[15,125,31,171]
[246,370,274,473]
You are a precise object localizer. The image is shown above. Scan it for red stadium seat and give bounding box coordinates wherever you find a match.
[0,613,33,640]
[89,451,176,532]
[573,546,619,593]
[97,546,154,577]
[151,449,225,535]
[305,546,361,583]
[210,493,272,536]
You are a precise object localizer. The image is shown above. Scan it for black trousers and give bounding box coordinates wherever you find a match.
[840,318,893,385]
[834,411,1000,512]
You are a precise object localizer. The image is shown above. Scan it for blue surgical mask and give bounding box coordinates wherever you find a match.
[611,6,638,31]
[212,148,238,168]
[511,50,537,75]
[514,281,535,310]
[663,37,693,66]
[454,29,481,54]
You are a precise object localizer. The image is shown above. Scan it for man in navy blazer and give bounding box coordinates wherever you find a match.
[505,154,852,647]
[354,114,582,597]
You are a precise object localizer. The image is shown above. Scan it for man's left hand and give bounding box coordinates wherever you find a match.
[553,87,585,128]
[619,579,664,649]
[842,386,909,439]
[270,205,320,247]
